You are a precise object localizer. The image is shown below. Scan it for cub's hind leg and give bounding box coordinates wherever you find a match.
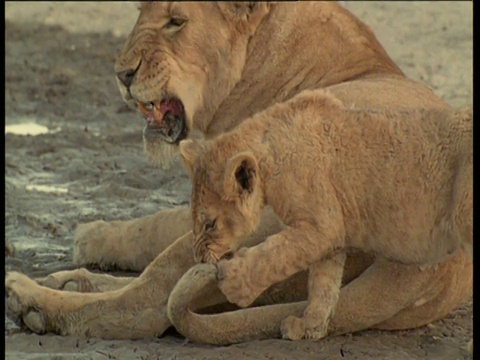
[281,252,346,340]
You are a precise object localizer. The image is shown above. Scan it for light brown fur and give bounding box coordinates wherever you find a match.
[5,2,472,343]
[179,91,472,340]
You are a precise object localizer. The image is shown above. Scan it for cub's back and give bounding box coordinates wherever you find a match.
[255,95,471,185]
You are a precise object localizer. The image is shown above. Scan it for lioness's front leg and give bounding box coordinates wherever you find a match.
[37,206,285,296]
[6,207,286,338]
[37,268,135,293]
[281,252,346,341]
[73,207,192,271]
[6,231,197,338]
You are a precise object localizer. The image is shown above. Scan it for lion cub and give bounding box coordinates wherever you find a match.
[179,90,472,340]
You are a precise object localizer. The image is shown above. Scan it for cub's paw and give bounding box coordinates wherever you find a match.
[281,315,306,340]
[281,315,328,341]
[217,256,261,308]
[6,272,47,334]
[37,268,96,292]
[304,322,328,340]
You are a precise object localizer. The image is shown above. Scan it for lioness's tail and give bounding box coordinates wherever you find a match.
[167,263,306,345]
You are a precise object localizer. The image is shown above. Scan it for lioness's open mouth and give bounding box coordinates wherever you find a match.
[138,97,187,144]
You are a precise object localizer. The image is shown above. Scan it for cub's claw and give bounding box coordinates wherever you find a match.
[281,315,306,340]
[281,315,328,341]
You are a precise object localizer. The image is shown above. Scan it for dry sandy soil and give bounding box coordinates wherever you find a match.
[5,2,472,359]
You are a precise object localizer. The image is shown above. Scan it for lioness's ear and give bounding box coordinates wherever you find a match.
[217,2,270,35]
[223,151,258,199]
[179,139,203,176]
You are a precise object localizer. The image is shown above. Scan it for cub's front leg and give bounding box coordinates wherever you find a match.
[217,221,343,308]
[281,252,346,340]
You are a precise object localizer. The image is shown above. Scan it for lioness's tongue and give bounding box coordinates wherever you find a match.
[159,100,182,118]
[138,99,181,125]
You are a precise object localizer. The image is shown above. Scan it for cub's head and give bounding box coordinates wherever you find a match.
[179,139,264,263]
[115,2,270,168]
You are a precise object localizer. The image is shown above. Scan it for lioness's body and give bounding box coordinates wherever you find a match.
[6,2,471,343]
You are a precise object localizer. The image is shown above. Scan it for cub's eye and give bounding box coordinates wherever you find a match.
[165,17,186,29]
[204,219,216,232]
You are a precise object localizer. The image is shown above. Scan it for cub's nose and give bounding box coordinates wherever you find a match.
[116,68,137,89]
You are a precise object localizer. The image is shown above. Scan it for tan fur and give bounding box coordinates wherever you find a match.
[5,2,472,343]
[179,91,472,340]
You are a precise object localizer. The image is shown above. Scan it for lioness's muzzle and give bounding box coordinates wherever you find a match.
[143,112,186,144]
[139,98,187,144]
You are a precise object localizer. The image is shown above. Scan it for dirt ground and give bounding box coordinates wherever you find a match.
[5,2,472,359]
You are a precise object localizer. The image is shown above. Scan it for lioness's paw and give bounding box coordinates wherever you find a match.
[217,257,260,308]
[5,272,47,334]
[37,269,96,292]
[73,221,109,267]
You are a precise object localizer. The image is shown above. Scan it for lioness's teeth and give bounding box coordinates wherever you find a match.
[144,102,155,110]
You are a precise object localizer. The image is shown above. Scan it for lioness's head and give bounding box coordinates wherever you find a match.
[115,2,270,168]
[179,138,264,263]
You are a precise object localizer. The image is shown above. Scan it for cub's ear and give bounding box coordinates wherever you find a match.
[217,2,270,34]
[179,139,203,176]
[223,151,258,200]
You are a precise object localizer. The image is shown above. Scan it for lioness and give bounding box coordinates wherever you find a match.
[5,2,471,342]
[177,90,472,341]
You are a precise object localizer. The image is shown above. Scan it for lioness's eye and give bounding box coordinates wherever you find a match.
[204,219,216,232]
[165,17,186,29]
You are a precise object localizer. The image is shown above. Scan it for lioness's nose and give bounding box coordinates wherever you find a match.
[116,68,137,89]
